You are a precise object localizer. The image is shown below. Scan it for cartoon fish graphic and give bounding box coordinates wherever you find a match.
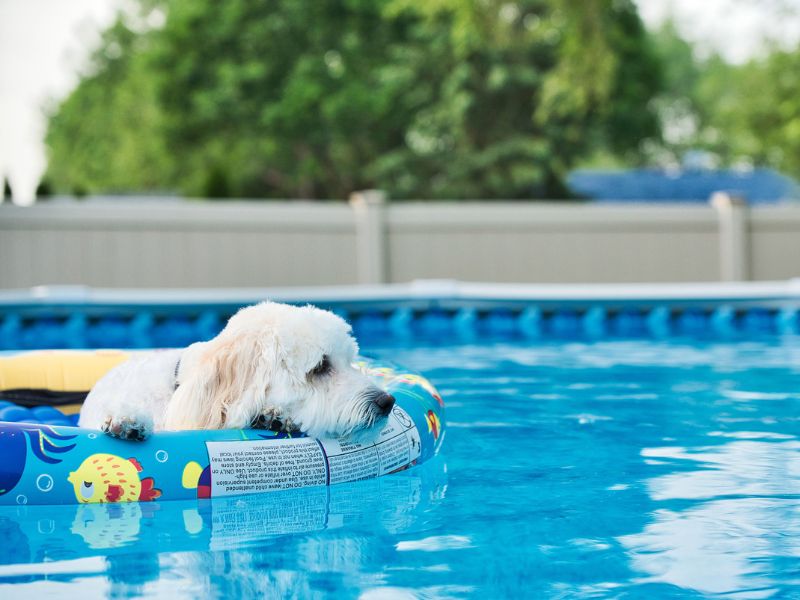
[68,453,161,503]
[426,410,441,440]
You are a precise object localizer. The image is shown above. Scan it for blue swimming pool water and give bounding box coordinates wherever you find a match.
[3,334,800,598]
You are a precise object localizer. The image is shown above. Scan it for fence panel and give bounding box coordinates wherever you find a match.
[1,197,798,288]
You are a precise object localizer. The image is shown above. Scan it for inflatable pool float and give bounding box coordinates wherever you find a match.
[0,350,445,506]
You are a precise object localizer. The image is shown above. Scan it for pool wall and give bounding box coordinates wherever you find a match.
[1,280,799,349]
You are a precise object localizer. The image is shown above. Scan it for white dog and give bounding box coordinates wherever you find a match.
[79,302,395,440]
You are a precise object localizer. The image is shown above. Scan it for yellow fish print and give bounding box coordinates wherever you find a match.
[68,453,161,503]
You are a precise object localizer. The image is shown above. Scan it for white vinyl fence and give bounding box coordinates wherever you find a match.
[1,192,798,288]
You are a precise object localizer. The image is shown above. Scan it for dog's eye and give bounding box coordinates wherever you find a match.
[309,355,332,379]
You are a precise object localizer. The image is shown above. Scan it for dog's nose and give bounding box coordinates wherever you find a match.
[372,392,395,416]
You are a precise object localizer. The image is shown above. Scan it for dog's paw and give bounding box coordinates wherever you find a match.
[251,408,283,432]
[251,409,300,433]
[102,416,151,441]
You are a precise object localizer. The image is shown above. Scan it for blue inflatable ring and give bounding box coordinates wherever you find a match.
[0,351,445,506]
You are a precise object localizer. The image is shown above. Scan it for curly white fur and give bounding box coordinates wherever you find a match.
[79,302,394,440]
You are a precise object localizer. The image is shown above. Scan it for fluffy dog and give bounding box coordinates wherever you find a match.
[78,302,395,440]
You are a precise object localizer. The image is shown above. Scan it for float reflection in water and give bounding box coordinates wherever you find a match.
[0,456,447,570]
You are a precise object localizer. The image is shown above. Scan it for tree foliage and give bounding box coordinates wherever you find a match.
[44,0,662,199]
[646,18,800,178]
[45,18,169,196]
[698,50,800,175]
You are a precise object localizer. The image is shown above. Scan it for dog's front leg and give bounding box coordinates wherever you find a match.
[79,349,177,441]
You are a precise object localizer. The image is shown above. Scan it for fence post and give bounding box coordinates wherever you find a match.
[349,190,388,284]
[711,191,750,282]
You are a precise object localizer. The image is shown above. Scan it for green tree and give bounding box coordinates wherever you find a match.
[371,0,661,197]
[642,10,800,177]
[2,176,11,200]
[45,0,662,199]
[697,49,800,176]
[45,16,170,195]
[150,0,419,198]
[644,19,703,164]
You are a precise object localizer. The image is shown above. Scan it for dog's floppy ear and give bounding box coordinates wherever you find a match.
[163,332,270,430]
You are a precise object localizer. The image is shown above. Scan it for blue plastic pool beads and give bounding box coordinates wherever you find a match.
[1,304,798,350]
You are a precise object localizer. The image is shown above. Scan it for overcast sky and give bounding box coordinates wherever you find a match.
[1,0,799,204]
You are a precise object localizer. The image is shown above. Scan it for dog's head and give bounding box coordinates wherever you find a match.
[163,302,394,437]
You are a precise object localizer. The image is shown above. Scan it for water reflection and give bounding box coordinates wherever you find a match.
[621,435,800,597]
[0,458,447,595]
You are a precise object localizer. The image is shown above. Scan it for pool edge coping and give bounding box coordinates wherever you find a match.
[1,279,799,311]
